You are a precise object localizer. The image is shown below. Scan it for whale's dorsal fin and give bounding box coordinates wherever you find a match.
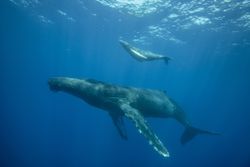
[110,113,128,140]
[120,103,169,158]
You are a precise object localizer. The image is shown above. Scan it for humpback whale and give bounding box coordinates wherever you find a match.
[119,40,171,64]
[48,77,219,158]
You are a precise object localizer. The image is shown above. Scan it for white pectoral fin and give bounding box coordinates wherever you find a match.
[131,48,148,60]
[120,103,170,158]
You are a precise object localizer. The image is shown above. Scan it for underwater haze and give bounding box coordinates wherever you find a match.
[1,0,250,167]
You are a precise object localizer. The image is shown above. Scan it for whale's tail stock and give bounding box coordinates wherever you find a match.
[169,98,220,145]
[181,125,221,145]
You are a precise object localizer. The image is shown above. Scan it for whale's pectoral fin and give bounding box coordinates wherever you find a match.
[120,103,169,158]
[110,113,128,140]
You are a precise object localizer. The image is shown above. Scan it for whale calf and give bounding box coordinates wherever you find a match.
[48,77,219,158]
[119,40,171,64]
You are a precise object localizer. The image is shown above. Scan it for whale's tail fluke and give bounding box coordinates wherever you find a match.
[163,57,171,64]
[181,126,220,145]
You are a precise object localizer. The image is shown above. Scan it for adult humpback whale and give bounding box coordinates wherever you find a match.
[48,77,218,158]
[119,40,171,64]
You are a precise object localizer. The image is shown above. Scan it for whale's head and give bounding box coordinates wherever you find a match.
[48,77,91,94]
[48,78,62,92]
[48,77,74,92]
[119,40,131,49]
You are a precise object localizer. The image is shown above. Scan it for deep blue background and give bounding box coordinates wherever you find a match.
[1,1,250,167]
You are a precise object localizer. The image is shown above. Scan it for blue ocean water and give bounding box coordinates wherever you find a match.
[1,0,250,167]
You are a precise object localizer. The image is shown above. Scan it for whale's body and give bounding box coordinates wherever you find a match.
[119,40,171,64]
[48,77,218,158]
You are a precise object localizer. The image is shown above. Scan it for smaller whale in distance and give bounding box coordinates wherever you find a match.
[119,40,172,64]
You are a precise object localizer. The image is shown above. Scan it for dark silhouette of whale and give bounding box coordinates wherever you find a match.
[48,77,219,158]
[119,40,171,64]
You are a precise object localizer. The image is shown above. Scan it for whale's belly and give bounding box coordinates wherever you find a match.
[131,91,175,118]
